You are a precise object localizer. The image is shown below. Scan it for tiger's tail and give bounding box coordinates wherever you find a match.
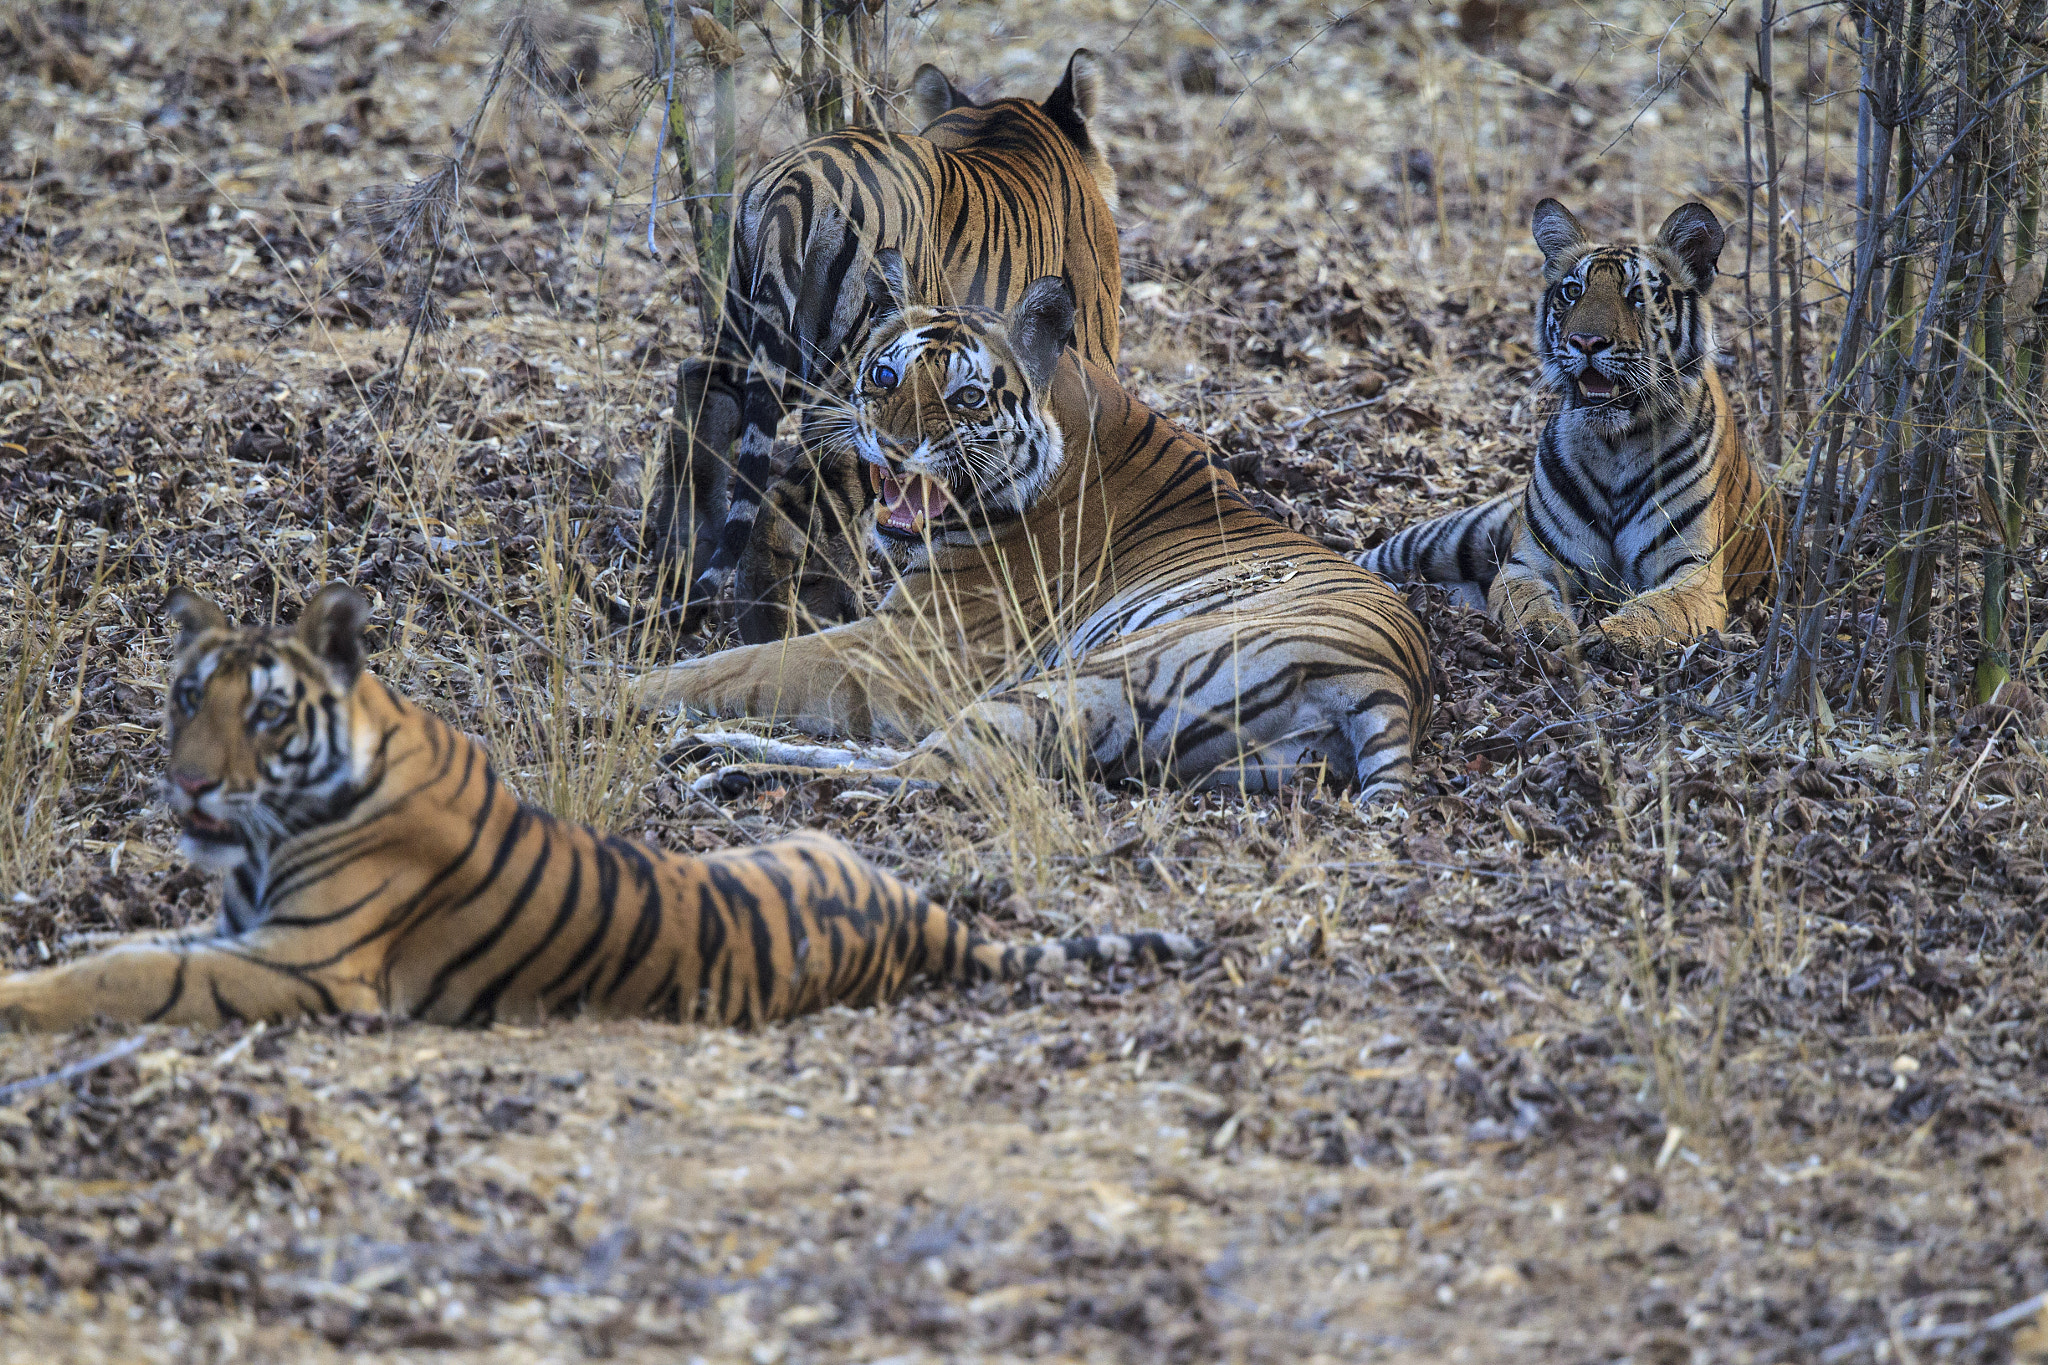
[919,901,1203,986]
[1356,492,1520,604]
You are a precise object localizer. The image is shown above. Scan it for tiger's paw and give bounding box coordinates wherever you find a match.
[1586,612,1680,659]
[1501,606,1579,657]
[690,565,735,613]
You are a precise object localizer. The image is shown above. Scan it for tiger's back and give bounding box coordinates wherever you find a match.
[0,587,1193,1032]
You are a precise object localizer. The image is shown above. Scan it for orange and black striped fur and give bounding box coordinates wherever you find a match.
[0,587,1194,1032]
[1359,200,1781,655]
[654,50,1123,643]
[616,266,1436,798]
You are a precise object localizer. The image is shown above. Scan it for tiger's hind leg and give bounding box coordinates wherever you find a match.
[0,932,380,1031]
[648,359,743,614]
[889,601,1431,798]
[693,374,785,610]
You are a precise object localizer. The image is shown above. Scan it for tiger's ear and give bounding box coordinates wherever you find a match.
[1657,202,1726,291]
[296,583,370,683]
[1007,274,1077,391]
[1530,198,1589,269]
[164,588,228,654]
[1043,49,1104,126]
[909,63,973,129]
[866,247,910,328]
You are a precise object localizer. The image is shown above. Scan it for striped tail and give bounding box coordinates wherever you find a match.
[1356,493,1520,605]
[919,902,1203,985]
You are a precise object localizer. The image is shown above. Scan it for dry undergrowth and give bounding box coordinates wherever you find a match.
[3,2,2048,1362]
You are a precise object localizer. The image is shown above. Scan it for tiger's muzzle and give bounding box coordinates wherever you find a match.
[163,769,242,846]
[857,431,963,542]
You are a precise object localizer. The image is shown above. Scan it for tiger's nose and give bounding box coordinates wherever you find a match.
[1567,332,1610,356]
[169,769,217,796]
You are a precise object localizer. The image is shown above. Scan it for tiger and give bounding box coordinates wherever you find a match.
[1358,199,1782,656]
[0,586,1195,1032]
[648,48,1123,644]
[608,260,1436,798]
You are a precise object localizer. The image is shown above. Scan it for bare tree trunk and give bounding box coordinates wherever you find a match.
[1759,1,1786,464]
[1971,0,2043,703]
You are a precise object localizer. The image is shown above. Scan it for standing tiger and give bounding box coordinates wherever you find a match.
[651,49,1122,644]
[1359,200,1781,655]
[611,263,1436,798]
[0,587,1193,1032]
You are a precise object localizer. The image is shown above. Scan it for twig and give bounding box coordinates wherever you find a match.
[426,570,574,670]
[0,1032,150,1103]
[1594,0,1739,158]
[1285,397,1386,432]
[1921,708,2015,847]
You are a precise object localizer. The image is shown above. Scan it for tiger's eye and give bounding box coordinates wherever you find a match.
[254,698,288,725]
[952,385,987,409]
[870,362,899,390]
[175,679,200,715]
[1559,280,1583,302]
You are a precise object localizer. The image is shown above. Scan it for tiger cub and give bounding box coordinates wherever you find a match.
[0,587,1194,1031]
[651,50,1123,643]
[613,261,1436,798]
[1360,200,1781,655]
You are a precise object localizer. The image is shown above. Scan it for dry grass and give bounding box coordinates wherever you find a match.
[3,1,2048,1361]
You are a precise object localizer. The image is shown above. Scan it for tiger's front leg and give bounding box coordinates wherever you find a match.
[0,932,381,1031]
[620,617,954,744]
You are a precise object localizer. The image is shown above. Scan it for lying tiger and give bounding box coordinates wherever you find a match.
[612,253,1436,798]
[0,587,1193,1032]
[1360,199,1781,655]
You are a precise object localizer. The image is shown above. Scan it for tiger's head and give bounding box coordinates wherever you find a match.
[807,248,1077,553]
[909,47,1118,210]
[1531,199,1726,435]
[160,584,371,872]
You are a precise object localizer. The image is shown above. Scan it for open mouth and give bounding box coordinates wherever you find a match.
[874,470,952,539]
[1578,372,1618,401]
[182,811,233,840]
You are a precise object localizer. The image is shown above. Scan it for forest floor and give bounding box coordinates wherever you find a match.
[4,1,2047,1362]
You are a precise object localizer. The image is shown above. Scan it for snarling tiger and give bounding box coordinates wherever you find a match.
[611,261,1436,798]
[1359,199,1781,655]
[647,49,1122,644]
[0,587,1194,1032]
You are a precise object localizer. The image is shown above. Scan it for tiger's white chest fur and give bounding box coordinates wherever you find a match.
[1535,390,1716,605]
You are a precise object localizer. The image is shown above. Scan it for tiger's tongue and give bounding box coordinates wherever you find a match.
[879,473,950,532]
